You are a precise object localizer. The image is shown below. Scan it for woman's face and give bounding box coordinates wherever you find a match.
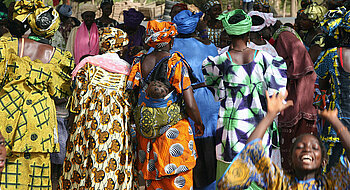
[299,13,314,30]
[0,132,6,173]
[209,4,222,19]
[102,4,112,17]
[82,11,96,28]
[291,135,323,173]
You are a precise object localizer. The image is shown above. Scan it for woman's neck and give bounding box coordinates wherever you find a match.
[250,33,266,45]
[294,170,317,181]
[230,39,248,51]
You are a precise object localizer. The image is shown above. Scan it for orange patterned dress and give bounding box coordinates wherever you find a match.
[126,52,197,189]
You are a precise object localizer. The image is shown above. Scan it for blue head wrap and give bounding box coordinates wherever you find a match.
[59,4,72,17]
[173,10,203,34]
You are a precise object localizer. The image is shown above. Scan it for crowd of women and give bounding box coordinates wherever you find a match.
[0,0,350,189]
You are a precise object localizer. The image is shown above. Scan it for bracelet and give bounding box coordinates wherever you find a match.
[337,126,348,134]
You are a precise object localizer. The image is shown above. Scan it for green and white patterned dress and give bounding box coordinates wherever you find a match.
[202,50,287,163]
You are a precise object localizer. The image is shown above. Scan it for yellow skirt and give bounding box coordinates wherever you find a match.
[1,153,51,190]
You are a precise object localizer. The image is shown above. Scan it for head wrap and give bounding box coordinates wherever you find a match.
[204,0,220,12]
[145,20,177,48]
[217,9,252,36]
[13,0,60,38]
[248,11,276,32]
[123,8,144,28]
[99,27,129,54]
[79,3,98,14]
[303,3,327,23]
[173,10,203,34]
[320,6,348,39]
[59,4,72,17]
[172,3,188,12]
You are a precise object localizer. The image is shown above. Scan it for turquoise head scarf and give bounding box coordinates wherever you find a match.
[217,9,252,36]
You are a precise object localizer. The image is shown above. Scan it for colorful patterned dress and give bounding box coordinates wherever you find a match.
[59,63,137,189]
[126,52,197,189]
[0,37,74,189]
[314,47,350,171]
[202,50,287,178]
[218,139,350,189]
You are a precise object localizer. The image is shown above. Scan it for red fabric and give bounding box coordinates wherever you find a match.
[53,0,60,6]
[340,47,344,68]
[274,31,317,128]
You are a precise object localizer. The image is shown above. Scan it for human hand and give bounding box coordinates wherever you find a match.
[194,123,204,137]
[318,108,338,123]
[266,90,293,116]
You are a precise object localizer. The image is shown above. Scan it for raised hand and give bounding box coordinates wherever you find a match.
[266,90,293,116]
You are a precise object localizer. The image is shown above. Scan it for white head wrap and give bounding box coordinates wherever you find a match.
[248,11,277,32]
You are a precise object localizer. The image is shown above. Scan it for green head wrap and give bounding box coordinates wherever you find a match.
[217,9,252,36]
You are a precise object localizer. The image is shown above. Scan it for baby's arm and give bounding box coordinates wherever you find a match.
[247,91,293,144]
[319,109,350,160]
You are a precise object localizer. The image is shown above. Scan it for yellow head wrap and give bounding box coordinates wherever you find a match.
[304,3,328,23]
[13,0,60,38]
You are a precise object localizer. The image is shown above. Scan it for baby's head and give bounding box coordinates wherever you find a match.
[0,131,6,173]
[291,133,328,177]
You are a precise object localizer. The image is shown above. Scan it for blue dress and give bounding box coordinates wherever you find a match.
[171,37,220,189]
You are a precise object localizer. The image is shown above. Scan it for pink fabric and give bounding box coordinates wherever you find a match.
[74,22,99,64]
[71,53,131,79]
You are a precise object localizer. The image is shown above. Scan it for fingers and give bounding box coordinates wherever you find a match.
[284,100,293,108]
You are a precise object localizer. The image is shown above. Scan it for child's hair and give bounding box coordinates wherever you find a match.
[290,133,328,175]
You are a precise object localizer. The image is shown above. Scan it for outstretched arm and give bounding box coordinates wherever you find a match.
[247,91,293,144]
[183,87,204,136]
[318,109,350,160]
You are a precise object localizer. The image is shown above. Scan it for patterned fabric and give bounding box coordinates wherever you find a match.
[127,52,196,189]
[204,0,220,12]
[202,50,287,162]
[14,0,60,38]
[218,139,350,189]
[320,6,347,40]
[0,37,74,189]
[1,153,51,190]
[304,3,328,23]
[269,26,302,45]
[59,63,137,189]
[96,19,118,28]
[99,27,129,54]
[254,0,270,8]
[206,27,223,47]
[314,47,350,171]
[145,20,177,48]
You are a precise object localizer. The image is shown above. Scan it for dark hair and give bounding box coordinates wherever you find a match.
[339,27,350,47]
[101,1,113,8]
[251,15,264,26]
[290,133,328,175]
[227,13,249,39]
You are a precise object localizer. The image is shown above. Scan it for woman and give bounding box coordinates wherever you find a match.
[315,8,350,172]
[117,8,146,64]
[204,0,224,47]
[96,0,118,28]
[59,27,136,189]
[298,3,327,61]
[202,10,287,182]
[172,10,220,190]
[261,14,318,173]
[248,11,278,56]
[127,20,204,189]
[0,1,74,189]
[218,91,350,190]
[66,3,99,64]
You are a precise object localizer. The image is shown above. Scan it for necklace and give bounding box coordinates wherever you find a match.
[229,46,249,52]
